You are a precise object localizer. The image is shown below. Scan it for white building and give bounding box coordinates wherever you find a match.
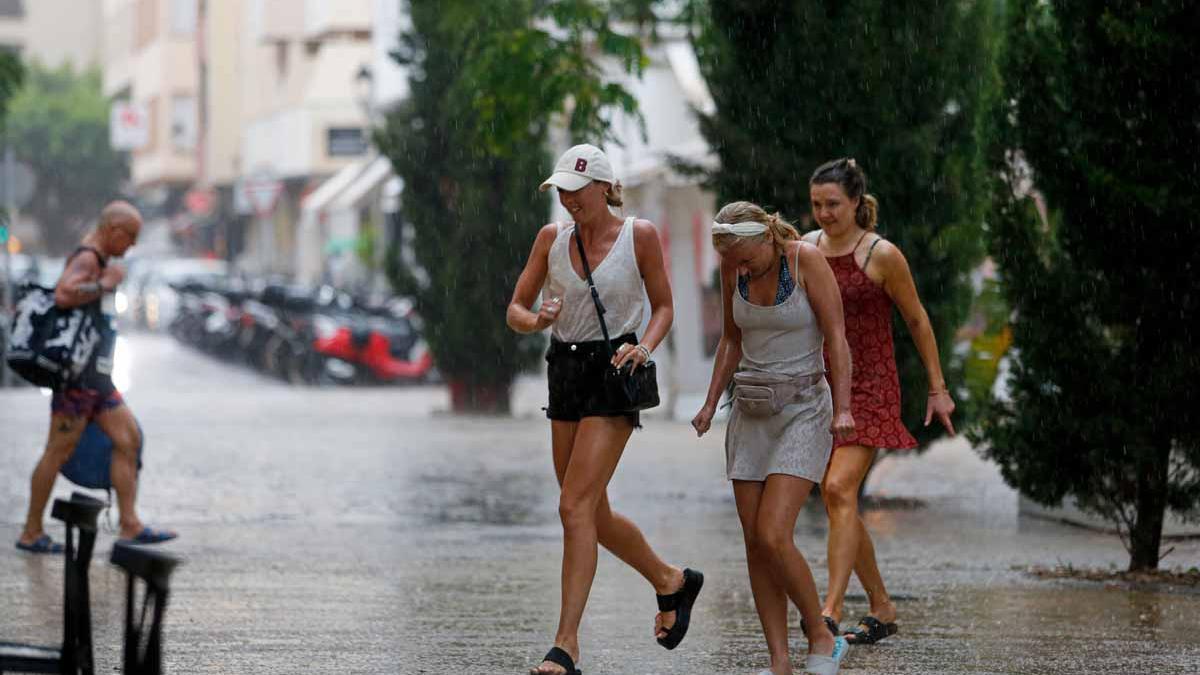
[293,0,407,290]
[0,0,104,68]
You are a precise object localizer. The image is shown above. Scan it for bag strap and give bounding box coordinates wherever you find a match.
[69,245,107,270]
[572,226,616,358]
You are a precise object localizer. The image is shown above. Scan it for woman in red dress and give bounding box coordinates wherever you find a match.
[804,158,956,645]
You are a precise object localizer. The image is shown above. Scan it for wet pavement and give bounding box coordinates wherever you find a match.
[2,333,1199,674]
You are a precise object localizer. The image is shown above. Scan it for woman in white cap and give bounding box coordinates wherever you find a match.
[692,201,853,675]
[507,144,702,675]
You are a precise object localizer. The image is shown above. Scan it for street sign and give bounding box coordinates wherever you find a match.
[237,174,283,218]
[110,102,150,151]
[184,188,217,216]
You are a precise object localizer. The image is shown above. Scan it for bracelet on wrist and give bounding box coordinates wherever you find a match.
[635,344,652,361]
[928,388,949,396]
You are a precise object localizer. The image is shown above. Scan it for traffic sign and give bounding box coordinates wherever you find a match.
[111,102,150,151]
[237,173,283,218]
[185,188,217,216]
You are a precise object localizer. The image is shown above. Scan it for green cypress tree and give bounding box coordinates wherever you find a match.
[688,1,1000,446]
[376,1,650,412]
[978,0,1200,570]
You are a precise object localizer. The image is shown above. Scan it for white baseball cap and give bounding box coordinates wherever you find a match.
[539,144,616,192]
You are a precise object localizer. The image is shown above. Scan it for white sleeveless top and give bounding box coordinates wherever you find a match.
[545,217,644,342]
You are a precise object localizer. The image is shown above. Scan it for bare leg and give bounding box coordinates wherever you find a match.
[851,514,897,624]
[756,474,835,660]
[95,403,145,539]
[532,417,636,675]
[733,480,792,674]
[820,445,880,623]
[19,414,87,545]
[550,421,684,643]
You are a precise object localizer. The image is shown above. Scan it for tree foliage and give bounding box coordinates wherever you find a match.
[7,63,128,254]
[976,0,1200,571]
[689,0,1000,446]
[0,51,22,123]
[376,0,653,411]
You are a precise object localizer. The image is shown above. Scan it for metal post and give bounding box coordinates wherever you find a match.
[2,144,14,388]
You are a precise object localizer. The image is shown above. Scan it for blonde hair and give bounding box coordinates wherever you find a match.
[711,201,800,252]
[603,180,624,208]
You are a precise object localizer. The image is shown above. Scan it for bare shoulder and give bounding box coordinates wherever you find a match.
[64,249,101,276]
[533,222,561,246]
[631,218,659,238]
[868,236,906,266]
[793,239,823,264]
[631,218,662,249]
[800,229,822,244]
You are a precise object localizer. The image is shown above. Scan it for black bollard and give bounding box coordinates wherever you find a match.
[109,542,181,675]
[0,492,106,675]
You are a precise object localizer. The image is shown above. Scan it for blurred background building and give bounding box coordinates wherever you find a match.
[8,1,720,416]
[95,0,405,285]
[0,0,103,67]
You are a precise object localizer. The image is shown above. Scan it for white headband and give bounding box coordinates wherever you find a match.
[712,221,769,237]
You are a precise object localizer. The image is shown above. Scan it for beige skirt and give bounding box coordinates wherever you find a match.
[725,377,833,483]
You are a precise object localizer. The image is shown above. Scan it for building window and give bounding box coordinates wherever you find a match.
[0,0,25,19]
[170,95,197,151]
[327,128,367,157]
[169,0,197,36]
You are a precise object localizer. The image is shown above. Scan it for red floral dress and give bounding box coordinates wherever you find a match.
[824,239,917,451]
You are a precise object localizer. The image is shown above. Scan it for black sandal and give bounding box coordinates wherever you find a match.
[800,615,840,638]
[656,568,704,650]
[532,646,581,675]
[843,615,898,645]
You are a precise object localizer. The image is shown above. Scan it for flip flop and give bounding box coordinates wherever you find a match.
[124,526,178,545]
[15,534,64,554]
[656,567,704,650]
[843,615,897,645]
[531,646,580,675]
[803,635,849,674]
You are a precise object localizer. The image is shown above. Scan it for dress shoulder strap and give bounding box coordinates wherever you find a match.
[862,235,884,270]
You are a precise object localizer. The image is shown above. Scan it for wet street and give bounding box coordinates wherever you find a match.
[3,333,1199,674]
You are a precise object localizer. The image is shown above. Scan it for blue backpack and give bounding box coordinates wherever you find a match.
[60,419,144,490]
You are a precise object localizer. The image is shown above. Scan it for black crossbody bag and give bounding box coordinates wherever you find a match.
[573,228,660,413]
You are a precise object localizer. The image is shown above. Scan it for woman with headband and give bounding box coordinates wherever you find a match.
[507,144,702,675]
[692,201,853,674]
[804,158,956,646]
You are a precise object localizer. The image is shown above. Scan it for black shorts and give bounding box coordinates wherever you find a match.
[545,333,640,428]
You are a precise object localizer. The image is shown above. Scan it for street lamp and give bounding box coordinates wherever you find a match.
[355,64,375,125]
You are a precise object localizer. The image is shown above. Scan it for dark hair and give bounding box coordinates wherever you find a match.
[809,158,878,231]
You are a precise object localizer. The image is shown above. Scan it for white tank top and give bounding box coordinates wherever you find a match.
[545,217,645,342]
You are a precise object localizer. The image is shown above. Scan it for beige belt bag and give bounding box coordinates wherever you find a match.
[733,371,824,418]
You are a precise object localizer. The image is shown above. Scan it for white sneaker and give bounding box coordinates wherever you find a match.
[804,635,849,674]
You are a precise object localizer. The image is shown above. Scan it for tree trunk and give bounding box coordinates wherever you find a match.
[1129,442,1171,571]
[448,379,512,415]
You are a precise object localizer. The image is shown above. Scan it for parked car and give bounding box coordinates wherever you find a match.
[133,258,229,331]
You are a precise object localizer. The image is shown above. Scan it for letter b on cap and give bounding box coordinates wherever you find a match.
[574,159,588,173]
